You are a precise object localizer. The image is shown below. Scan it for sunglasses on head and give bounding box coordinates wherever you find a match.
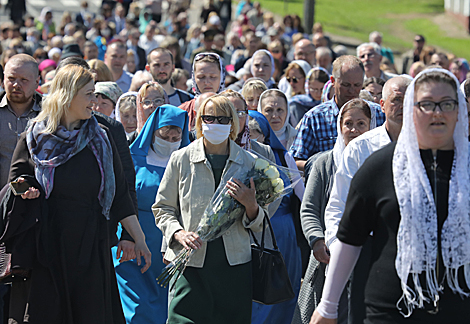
[201,115,232,124]
[286,76,300,84]
[194,53,219,62]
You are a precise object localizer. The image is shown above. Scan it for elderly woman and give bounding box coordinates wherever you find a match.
[248,110,304,324]
[242,78,268,111]
[251,49,277,89]
[258,89,297,150]
[153,95,267,323]
[7,65,150,323]
[179,52,225,130]
[312,69,470,323]
[293,99,376,324]
[113,105,190,324]
[289,67,330,126]
[115,92,138,143]
[136,82,169,134]
[93,81,123,118]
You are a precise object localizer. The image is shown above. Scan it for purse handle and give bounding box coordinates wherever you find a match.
[248,215,279,251]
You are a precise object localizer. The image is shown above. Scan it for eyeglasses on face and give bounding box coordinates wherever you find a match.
[359,52,377,59]
[201,115,232,124]
[141,98,165,107]
[287,76,300,84]
[414,99,458,113]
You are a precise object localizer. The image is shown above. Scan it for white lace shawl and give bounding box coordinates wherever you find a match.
[392,68,470,317]
[332,99,377,169]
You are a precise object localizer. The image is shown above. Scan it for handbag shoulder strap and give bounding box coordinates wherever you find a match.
[248,214,279,250]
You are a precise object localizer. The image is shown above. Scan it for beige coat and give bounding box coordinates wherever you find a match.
[152,138,266,268]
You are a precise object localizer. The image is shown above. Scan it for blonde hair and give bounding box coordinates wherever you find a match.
[35,65,94,133]
[195,95,239,140]
[88,59,114,82]
[241,79,268,98]
[138,82,165,99]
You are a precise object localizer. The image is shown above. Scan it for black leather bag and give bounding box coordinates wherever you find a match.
[249,216,295,305]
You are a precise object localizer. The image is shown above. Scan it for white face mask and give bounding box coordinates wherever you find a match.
[202,123,231,145]
[152,135,181,157]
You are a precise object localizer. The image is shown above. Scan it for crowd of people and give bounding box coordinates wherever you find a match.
[0,0,470,323]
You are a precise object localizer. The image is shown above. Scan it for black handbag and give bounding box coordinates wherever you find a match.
[249,215,295,305]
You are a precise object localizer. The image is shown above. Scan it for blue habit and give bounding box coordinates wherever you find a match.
[111,105,190,324]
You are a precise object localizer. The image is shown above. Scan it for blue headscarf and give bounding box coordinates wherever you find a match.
[248,110,286,165]
[130,104,190,157]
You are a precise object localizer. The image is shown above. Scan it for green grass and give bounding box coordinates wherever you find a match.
[256,0,470,59]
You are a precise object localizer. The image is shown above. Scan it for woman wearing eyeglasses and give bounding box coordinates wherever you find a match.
[285,60,311,99]
[179,52,225,131]
[290,67,330,126]
[153,95,268,323]
[113,104,190,324]
[311,69,470,323]
[135,82,169,134]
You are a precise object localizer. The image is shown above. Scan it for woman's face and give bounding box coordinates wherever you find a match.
[252,54,272,82]
[309,79,325,101]
[68,80,97,122]
[250,129,265,143]
[93,94,115,117]
[450,63,460,79]
[228,97,247,135]
[194,62,221,94]
[261,96,287,132]
[154,126,182,143]
[120,107,137,134]
[364,82,383,105]
[141,88,165,121]
[287,67,305,95]
[413,81,458,151]
[174,76,188,91]
[341,108,370,146]
[245,89,263,110]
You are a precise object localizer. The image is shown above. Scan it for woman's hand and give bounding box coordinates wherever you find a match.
[174,230,203,250]
[310,310,337,324]
[312,239,330,264]
[226,178,259,220]
[17,177,40,200]
[134,240,152,273]
[162,252,170,265]
[116,240,136,263]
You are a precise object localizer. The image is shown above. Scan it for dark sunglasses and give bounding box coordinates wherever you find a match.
[201,115,232,124]
[195,53,220,62]
[286,76,300,84]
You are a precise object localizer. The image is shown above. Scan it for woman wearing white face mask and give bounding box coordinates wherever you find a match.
[112,104,190,324]
[153,95,268,323]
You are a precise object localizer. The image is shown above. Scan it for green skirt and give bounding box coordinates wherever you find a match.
[168,238,252,324]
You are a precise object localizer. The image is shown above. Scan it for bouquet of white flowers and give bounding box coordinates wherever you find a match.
[157,157,302,290]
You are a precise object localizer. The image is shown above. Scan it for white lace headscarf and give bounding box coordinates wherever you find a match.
[257,89,291,146]
[392,68,470,316]
[332,99,377,169]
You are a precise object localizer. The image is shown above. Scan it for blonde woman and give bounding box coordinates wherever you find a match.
[88,58,114,82]
[153,95,267,323]
[241,77,268,111]
[7,65,151,324]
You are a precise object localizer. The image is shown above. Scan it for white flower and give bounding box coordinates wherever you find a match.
[265,166,280,180]
[254,158,270,171]
[274,181,284,193]
[271,178,283,188]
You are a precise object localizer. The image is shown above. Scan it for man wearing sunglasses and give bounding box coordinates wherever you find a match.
[357,42,397,81]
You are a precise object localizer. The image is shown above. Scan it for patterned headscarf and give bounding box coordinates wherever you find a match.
[191,52,226,96]
[26,117,115,220]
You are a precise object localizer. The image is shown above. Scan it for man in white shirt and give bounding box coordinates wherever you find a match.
[357,42,397,81]
[105,40,134,92]
[146,48,193,106]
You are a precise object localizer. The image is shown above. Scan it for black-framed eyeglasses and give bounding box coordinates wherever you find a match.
[141,98,165,107]
[201,115,232,124]
[194,53,220,62]
[414,99,458,113]
[286,76,300,84]
[236,111,247,117]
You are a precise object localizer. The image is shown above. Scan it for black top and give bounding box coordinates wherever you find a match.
[337,141,470,323]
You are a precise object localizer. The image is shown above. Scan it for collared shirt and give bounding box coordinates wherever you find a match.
[289,97,386,160]
[364,70,398,82]
[324,124,392,248]
[0,95,41,186]
[116,70,134,93]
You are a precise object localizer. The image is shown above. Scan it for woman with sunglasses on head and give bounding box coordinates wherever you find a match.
[258,89,298,150]
[153,95,268,324]
[113,104,190,324]
[312,69,470,324]
[247,110,305,324]
[289,67,330,126]
[179,52,225,131]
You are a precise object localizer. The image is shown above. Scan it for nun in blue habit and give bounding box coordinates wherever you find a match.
[111,104,190,324]
[248,110,304,324]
